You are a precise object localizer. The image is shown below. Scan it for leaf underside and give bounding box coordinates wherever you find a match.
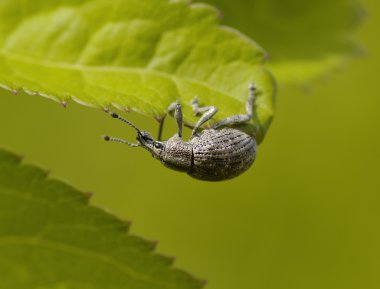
[0,0,276,143]
[0,148,204,289]
[197,0,363,85]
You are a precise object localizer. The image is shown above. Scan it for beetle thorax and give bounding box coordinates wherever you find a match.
[160,135,193,172]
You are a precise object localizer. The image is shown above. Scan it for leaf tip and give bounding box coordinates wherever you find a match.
[0,149,24,165]
[150,239,159,249]
[83,191,93,199]
[14,153,25,164]
[61,100,68,108]
[199,278,208,287]
[264,51,271,61]
[43,169,51,178]
[167,255,176,264]
[155,116,164,123]
[216,9,224,20]
[122,219,133,229]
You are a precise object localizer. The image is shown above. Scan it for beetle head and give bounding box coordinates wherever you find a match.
[137,131,165,159]
[103,111,165,158]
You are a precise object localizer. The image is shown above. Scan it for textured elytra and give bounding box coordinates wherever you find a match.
[189,128,257,181]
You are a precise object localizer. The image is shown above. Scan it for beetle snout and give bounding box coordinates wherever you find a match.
[136,131,154,146]
[136,134,144,146]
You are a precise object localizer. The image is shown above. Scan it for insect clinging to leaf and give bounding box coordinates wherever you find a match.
[103,83,258,181]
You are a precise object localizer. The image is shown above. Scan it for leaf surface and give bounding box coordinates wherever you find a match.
[197,0,363,85]
[0,0,276,142]
[0,149,204,289]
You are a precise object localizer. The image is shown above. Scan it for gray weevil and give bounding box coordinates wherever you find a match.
[103,83,258,181]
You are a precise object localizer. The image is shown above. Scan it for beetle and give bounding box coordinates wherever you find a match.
[103,83,258,181]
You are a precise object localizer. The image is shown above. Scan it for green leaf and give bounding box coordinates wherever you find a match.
[0,0,276,143]
[196,0,364,85]
[0,148,204,289]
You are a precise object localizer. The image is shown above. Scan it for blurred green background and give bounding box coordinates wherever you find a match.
[0,0,379,288]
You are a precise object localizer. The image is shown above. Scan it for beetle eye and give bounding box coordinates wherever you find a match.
[154,142,162,149]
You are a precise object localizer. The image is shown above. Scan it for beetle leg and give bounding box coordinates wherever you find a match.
[213,83,256,129]
[191,96,218,137]
[167,100,183,138]
[157,116,165,141]
[158,101,183,140]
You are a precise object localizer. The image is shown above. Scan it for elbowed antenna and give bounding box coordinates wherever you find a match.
[102,135,139,147]
[102,111,142,147]
[109,112,141,134]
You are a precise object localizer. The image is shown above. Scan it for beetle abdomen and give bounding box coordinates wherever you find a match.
[188,128,257,181]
